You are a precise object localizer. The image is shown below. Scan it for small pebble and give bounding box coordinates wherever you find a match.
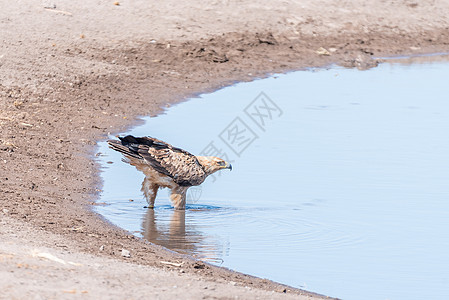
[121,249,131,258]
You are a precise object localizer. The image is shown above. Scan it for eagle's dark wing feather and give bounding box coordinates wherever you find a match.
[108,135,206,186]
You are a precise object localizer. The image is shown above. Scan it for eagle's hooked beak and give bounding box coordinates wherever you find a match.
[225,162,232,171]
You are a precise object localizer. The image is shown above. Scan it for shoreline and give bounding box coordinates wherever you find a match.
[2,1,449,298]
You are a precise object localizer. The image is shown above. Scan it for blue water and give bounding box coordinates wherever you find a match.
[96,59,449,300]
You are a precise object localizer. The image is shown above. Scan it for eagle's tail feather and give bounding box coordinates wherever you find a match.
[107,139,141,159]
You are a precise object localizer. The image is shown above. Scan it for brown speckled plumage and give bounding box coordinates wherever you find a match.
[107,135,232,209]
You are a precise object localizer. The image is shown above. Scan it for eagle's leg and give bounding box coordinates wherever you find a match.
[169,187,187,210]
[141,177,159,209]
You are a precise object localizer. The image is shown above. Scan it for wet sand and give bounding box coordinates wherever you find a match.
[1,0,449,298]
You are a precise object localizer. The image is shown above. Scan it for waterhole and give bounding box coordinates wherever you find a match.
[97,57,449,300]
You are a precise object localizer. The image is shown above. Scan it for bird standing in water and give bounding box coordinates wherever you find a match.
[108,135,232,209]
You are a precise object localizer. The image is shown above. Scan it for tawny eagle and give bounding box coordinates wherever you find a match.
[107,135,232,209]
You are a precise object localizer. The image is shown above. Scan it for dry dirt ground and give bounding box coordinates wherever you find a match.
[1,0,449,299]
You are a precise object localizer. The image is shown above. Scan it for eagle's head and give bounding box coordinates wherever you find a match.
[196,156,232,176]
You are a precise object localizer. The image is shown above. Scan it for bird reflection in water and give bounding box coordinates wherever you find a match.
[142,209,225,263]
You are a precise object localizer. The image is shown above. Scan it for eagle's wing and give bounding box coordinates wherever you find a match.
[108,135,206,186]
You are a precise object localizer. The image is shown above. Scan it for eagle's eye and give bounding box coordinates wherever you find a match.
[218,161,226,166]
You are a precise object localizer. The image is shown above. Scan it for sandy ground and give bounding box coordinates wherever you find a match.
[1,0,449,298]
[0,215,307,299]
